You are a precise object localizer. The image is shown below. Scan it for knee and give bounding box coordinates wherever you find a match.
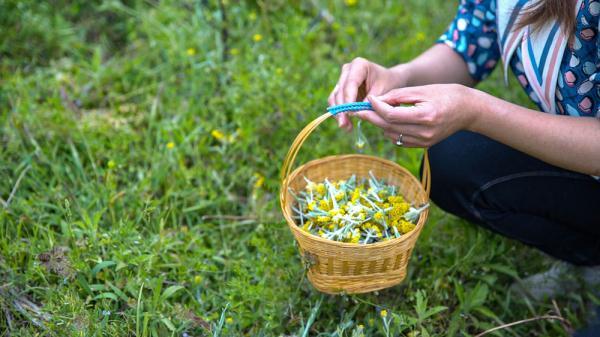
[426,132,482,219]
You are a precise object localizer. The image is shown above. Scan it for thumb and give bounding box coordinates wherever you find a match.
[377,87,423,106]
[366,95,396,119]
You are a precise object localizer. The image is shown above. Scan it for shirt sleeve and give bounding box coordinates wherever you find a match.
[437,0,501,81]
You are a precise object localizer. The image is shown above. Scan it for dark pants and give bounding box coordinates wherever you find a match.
[426,131,600,266]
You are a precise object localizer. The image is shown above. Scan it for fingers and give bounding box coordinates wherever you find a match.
[353,110,389,129]
[335,63,352,105]
[329,84,347,129]
[377,86,425,105]
[337,113,353,131]
[329,58,374,131]
[382,130,424,148]
[342,58,368,103]
[367,95,422,124]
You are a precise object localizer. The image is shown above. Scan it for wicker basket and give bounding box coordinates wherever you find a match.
[280,113,431,294]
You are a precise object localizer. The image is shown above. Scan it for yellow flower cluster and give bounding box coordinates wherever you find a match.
[294,173,428,244]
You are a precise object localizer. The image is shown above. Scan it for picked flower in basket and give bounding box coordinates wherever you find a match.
[280,103,431,294]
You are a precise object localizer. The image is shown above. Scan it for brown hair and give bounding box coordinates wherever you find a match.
[515,0,576,37]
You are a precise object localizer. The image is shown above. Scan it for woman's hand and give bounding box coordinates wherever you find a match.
[354,84,475,147]
[328,58,409,131]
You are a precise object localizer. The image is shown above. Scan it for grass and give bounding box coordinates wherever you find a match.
[0,0,596,336]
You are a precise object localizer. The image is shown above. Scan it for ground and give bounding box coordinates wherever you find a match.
[0,1,596,336]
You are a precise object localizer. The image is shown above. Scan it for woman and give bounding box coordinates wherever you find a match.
[329,0,599,304]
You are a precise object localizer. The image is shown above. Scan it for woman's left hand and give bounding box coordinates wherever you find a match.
[354,84,476,147]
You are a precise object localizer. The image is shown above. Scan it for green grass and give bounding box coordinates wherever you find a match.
[0,1,595,336]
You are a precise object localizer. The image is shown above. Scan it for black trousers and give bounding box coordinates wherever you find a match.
[426,131,600,266]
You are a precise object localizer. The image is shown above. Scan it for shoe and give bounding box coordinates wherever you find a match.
[582,266,600,295]
[509,262,598,301]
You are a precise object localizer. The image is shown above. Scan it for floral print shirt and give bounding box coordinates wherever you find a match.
[438,0,599,117]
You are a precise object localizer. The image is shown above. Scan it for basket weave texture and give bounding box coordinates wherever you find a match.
[280,113,431,294]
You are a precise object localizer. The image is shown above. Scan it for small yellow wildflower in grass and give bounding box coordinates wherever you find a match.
[254,173,265,188]
[380,309,388,318]
[294,172,429,244]
[345,0,358,6]
[225,317,233,324]
[416,32,426,42]
[193,275,202,284]
[229,48,239,56]
[358,324,364,329]
[186,48,196,56]
[166,141,175,149]
[211,130,225,141]
[253,33,263,42]
[107,160,116,169]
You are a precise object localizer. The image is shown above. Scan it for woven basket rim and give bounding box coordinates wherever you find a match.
[281,153,429,249]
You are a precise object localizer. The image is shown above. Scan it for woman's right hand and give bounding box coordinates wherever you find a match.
[328,57,408,131]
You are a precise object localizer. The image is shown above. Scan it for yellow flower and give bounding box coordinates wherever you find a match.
[351,189,361,202]
[373,212,384,222]
[166,142,175,149]
[307,201,316,211]
[211,130,225,141]
[186,48,196,56]
[230,48,239,56]
[380,309,388,318]
[358,324,364,329]
[225,317,233,324]
[193,275,202,284]
[107,160,116,169]
[254,173,265,188]
[345,0,358,6]
[316,216,331,223]
[335,192,344,201]
[302,221,312,232]
[398,220,416,234]
[315,184,326,196]
[388,196,405,203]
[318,199,330,211]
[253,33,263,42]
[416,32,426,42]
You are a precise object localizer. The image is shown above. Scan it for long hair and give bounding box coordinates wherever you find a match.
[515,0,576,37]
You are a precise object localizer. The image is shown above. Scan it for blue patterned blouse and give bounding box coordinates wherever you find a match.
[438,0,599,117]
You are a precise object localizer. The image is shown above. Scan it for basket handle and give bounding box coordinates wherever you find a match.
[280,110,431,210]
